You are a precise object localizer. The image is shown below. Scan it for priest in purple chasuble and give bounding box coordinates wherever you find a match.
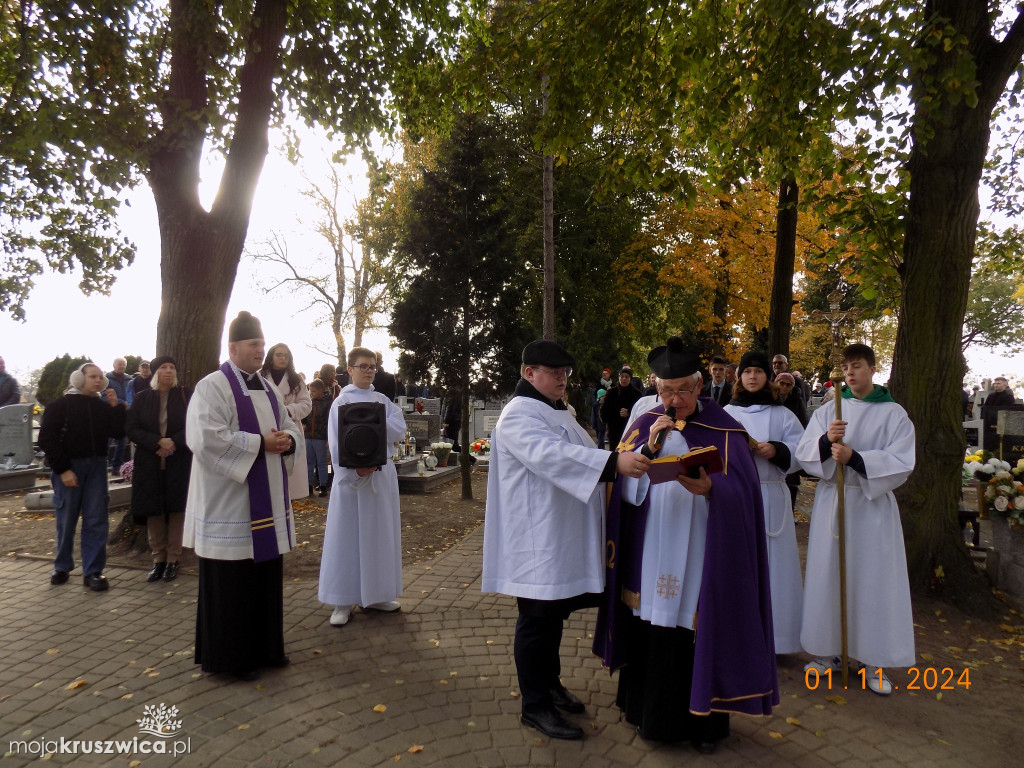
[184,312,302,681]
[594,337,778,753]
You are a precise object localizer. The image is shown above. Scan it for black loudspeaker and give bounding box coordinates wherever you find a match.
[336,402,388,468]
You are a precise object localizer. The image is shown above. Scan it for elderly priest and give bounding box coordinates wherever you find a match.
[595,337,778,754]
[184,311,303,681]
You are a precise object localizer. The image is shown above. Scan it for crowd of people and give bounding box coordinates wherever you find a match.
[14,324,1020,754]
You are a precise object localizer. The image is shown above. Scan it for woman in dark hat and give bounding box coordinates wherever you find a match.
[723,351,804,654]
[125,356,193,582]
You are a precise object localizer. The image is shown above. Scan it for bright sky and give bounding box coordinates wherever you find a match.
[1,130,1022,393]
[1,129,398,386]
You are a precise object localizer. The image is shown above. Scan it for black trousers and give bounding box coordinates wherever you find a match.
[513,594,599,712]
[195,556,285,675]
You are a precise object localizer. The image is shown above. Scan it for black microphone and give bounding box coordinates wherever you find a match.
[653,406,676,450]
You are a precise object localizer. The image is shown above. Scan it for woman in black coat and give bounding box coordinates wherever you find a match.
[125,356,192,582]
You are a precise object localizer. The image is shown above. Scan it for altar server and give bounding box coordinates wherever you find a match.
[797,343,916,695]
[318,346,407,627]
[724,350,805,654]
[483,340,651,741]
[185,311,302,681]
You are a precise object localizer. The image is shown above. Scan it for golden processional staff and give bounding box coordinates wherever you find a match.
[810,289,860,687]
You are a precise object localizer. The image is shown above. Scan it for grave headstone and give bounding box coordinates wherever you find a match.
[406,413,440,445]
[996,407,1024,465]
[420,398,442,416]
[0,403,35,465]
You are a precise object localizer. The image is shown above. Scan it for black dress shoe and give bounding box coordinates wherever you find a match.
[266,655,290,669]
[83,573,109,591]
[549,685,585,714]
[50,569,69,585]
[162,562,179,582]
[233,669,260,682]
[146,563,166,582]
[520,708,583,740]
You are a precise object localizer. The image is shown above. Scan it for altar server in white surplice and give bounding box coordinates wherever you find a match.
[724,350,805,654]
[185,311,302,681]
[318,346,407,628]
[797,343,916,696]
[482,340,651,742]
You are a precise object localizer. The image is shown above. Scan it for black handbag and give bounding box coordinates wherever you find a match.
[336,401,388,468]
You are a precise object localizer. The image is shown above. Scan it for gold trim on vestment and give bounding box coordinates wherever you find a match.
[621,586,640,609]
[251,521,276,531]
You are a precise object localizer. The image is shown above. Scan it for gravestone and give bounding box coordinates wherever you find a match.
[471,408,502,441]
[420,398,442,416]
[985,403,1024,456]
[406,413,440,445]
[0,404,39,491]
[0,404,35,465]
[996,407,1024,465]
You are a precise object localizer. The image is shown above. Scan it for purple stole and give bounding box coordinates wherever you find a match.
[220,362,291,563]
[594,398,779,716]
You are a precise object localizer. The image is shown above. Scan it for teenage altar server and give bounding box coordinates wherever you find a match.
[724,350,805,654]
[318,346,407,627]
[595,338,778,754]
[483,340,651,741]
[797,343,916,696]
[185,311,302,681]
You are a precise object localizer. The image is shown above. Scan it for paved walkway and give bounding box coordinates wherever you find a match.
[2,526,1022,767]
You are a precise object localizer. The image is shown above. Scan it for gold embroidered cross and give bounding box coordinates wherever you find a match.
[656,573,680,599]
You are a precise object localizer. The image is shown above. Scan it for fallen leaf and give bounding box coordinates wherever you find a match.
[785,717,801,727]
[438,680,448,686]
[769,731,783,739]
[815,731,826,737]
[237,724,250,730]
[408,745,424,753]
[129,762,142,767]
[824,694,847,706]
[120,694,133,700]
[373,704,387,713]
[65,680,87,690]
[920,653,934,661]
[936,693,943,701]
[45,648,59,655]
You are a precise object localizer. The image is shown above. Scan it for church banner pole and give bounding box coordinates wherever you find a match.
[811,289,859,688]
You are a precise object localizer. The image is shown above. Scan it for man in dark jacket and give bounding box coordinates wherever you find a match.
[0,356,20,406]
[372,351,397,401]
[601,367,642,449]
[701,355,732,405]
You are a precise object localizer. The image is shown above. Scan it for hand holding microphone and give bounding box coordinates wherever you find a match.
[646,406,676,454]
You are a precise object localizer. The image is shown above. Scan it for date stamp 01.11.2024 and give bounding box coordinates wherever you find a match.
[805,666,971,692]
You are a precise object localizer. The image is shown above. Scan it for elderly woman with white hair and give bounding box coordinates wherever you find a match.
[38,362,127,591]
[125,356,193,582]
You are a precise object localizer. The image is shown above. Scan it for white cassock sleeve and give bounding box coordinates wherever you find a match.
[498,405,609,503]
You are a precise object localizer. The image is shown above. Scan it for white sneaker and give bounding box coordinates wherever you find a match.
[329,605,354,626]
[365,600,401,612]
[803,656,842,674]
[866,668,893,696]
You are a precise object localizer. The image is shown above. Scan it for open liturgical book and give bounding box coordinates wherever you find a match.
[647,445,723,484]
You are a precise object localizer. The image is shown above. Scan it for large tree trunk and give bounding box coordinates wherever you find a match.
[149,0,288,385]
[891,1,1024,610]
[767,175,798,359]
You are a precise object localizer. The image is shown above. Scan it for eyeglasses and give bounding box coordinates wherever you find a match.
[659,385,700,399]
[352,364,377,372]
[532,365,572,379]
